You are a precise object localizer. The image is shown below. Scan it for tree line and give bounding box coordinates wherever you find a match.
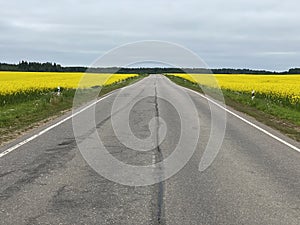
[0,61,299,74]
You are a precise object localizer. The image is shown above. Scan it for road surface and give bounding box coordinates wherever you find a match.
[0,75,299,225]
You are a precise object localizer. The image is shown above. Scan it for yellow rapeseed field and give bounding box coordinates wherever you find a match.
[0,72,138,95]
[171,74,300,105]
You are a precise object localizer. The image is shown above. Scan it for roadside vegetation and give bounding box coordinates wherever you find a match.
[1,71,299,145]
[0,74,143,145]
[167,75,300,142]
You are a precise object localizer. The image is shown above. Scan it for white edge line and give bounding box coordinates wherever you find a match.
[183,87,300,153]
[1,77,298,158]
[0,95,111,158]
[0,77,145,158]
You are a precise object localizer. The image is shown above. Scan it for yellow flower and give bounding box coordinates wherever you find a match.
[171,74,300,106]
[0,72,138,95]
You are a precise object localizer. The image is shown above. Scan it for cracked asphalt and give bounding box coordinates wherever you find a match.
[0,75,299,225]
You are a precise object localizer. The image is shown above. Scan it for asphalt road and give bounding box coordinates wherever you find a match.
[0,75,299,225]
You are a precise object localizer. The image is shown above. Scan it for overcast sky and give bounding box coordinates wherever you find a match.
[0,0,299,70]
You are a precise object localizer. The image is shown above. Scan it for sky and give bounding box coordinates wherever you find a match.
[0,0,299,71]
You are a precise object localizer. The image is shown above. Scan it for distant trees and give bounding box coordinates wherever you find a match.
[17,61,62,72]
[211,68,278,74]
[288,68,300,74]
[0,61,63,72]
[0,61,298,74]
[0,61,90,72]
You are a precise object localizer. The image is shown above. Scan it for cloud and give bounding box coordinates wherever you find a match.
[0,0,299,70]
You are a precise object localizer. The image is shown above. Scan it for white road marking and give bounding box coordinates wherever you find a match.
[184,87,300,153]
[152,155,156,168]
[0,77,146,159]
[1,76,299,158]
[0,94,114,158]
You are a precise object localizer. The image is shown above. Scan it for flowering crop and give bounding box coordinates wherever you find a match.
[171,74,300,106]
[0,72,138,95]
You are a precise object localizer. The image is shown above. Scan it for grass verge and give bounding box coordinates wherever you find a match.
[167,75,300,142]
[0,75,145,146]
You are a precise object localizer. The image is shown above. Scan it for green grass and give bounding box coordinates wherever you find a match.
[166,75,300,142]
[2,74,299,145]
[0,75,145,145]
